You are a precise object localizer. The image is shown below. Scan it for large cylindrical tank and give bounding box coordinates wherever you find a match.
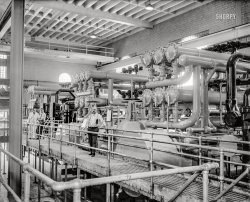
[105,120,193,167]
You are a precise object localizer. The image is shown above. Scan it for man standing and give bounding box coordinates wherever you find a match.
[86,104,106,157]
[38,108,46,137]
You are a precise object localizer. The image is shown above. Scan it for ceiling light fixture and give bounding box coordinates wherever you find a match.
[90,34,97,39]
[145,1,154,11]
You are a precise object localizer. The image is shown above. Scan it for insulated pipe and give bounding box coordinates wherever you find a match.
[166,44,230,62]
[84,70,148,83]
[33,91,56,95]
[226,53,250,111]
[179,55,250,73]
[145,66,192,88]
[143,66,201,129]
[166,89,244,105]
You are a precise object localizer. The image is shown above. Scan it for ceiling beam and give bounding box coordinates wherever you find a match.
[30,0,153,28]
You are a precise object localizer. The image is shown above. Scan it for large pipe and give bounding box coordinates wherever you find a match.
[179,55,250,73]
[84,70,148,83]
[226,53,250,111]
[145,66,192,88]
[143,66,201,129]
[166,89,244,105]
[166,44,230,62]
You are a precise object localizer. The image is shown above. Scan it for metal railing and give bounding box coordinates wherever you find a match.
[0,142,218,202]
[24,41,114,57]
[23,122,250,201]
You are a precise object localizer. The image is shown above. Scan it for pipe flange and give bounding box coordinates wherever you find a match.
[165,43,178,63]
[153,47,167,65]
[164,88,179,104]
[154,88,165,106]
[140,51,154,67]
[142,89,153,107]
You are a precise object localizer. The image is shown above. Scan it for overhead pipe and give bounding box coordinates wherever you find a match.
[166,89,244,106]
[143,66,201,130]
[166,44,230,62]
[83,70,148,83]
[178,55,250,73]
[145,66,192,88]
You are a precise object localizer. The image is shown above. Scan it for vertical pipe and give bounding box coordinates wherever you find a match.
[34,150,37,183]
[24,171,30,202]
[108,79,113,104]
[106,184,111,202]
[8,0,24,197]
[64,163,68,202]
[55,159,58,181]
[106,135,111,202]
[202,170,209,202]
[150,132,154,197]
[219,149,224,192]
[203,70,209,130]
[73,189,81,202]
[60,127,63,159]
[84,172,87,200]
[28,148,30,164]
[131,80,135,99]
[110,184,114,202]
[77,167,80,179]
[198,136,202,165]
[38,137,42,202]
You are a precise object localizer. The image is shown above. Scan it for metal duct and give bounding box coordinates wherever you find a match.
[143,66,201,129]
[166,89,244,105]
[179,55,250,72]
[145,66,192,88]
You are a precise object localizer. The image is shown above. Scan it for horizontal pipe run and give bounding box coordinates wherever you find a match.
[84,70,148,83]
[166,89,244,105]
[166,45,230,62]
[179,55,250,72]
[51,163,218,191]
[145,66,192,88]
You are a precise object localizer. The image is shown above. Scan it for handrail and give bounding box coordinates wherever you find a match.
[0,144,218,202]
[0,174,22,202]
[23,122,250,200]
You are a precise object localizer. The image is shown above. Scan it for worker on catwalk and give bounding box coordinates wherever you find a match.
[27,108,40,139]
[38,108,46,137]
[86,104,106,157]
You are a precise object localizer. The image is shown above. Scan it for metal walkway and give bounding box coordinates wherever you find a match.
[23,138,250,202]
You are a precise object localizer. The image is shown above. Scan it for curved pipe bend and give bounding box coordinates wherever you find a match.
[226,53,250,112]
[143,66,201,130]
[145,66,192,88]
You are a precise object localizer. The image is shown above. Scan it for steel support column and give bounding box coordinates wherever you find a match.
[8,0,24,199]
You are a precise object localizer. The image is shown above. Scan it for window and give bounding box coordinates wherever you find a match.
[0,54,7,59]
[0,66,6,78]
[59,73,71,83]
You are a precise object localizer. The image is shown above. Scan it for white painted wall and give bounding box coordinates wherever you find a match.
[24,57,94,82]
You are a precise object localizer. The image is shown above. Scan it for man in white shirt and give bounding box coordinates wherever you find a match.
[86,105,106,157]
[27,108,40,139]
[38,108,46,137]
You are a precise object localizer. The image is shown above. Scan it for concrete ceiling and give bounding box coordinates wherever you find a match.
[1,0,213,47]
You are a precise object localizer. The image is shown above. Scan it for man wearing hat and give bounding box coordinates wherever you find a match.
[86,104,106,157]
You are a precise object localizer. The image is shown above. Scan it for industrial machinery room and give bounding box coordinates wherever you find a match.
[0,0,250,202]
